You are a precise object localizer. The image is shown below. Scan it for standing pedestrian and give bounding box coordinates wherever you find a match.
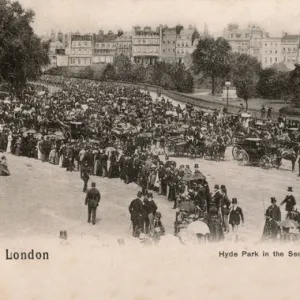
[280,187,296,219]
[129,191,144,238]
[85,182,101,225]
[262,197,281,242]
[229,198,244,242]
[81,161,90,193]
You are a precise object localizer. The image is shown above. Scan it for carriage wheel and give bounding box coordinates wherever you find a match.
[165,142,176,156]
[269,154,279,168]
[232,145,243,160]
[237,150,249,166]
[259,155,272,169]
[189,146,197,158]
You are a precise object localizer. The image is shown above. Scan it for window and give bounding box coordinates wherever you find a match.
[265,58,267,63]
[84,42,87,46]
[163,41,166,44]
[270,50,272,54]
[270,57,272,63]
[168,41,170,44]
[173,49,175,53]
[275,50,277,53]
[265,43,267,46]
[72,58,75,64]
[78,42,81,46]
[275,57,277,62]
[163,49,166,53]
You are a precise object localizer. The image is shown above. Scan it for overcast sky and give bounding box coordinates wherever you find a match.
[18,0,300,37]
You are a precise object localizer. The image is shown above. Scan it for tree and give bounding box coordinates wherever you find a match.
[103,64,116,80]
[0,0,49,96]
[230,53,261,110]
[256,68,290,100]
[131,64,146,82]
[192,36,231,95]
[113,54,132,81]
[288,64,300,107]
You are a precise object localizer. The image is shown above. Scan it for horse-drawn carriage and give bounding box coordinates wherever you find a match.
[164,136,197,157]
[232,137,277,168]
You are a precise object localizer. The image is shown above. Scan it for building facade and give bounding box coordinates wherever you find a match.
[48,41,65,67]
[68,34,93,66]
[115,32,132,58]
[281,34,300,70]
[224,23,300,70]
[132,26,160,65]
[261,37,282,68]
[93,30,117,64]
[160,25,199,64]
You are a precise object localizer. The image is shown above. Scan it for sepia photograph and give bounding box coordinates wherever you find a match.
[1,0,300,299]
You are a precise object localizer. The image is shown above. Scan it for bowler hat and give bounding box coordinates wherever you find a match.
[232,198,237,204]
[271,197,276,203]
[287,187,293,192]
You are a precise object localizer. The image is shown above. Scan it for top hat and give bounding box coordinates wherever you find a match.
[59,230,68,240]
[232,198,238,204]
[287,187,293,192]
[194,164,199,169]
[271,197,276,203]
[214,184,220,190]
[137,191,143,198]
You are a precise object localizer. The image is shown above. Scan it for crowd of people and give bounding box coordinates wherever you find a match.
[0,75,300,243]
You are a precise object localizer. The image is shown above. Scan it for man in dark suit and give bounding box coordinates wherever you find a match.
[129,191,144,237]
[263,197,281,241]
[280,187,296,219]
[266,197,281,222]
[85,182,101,225]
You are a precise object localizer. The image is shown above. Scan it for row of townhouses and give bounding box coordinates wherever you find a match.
[223,23,300,69]
[47,25,201,68]
[47,23,300,70]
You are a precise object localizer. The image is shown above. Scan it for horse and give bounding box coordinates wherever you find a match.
[275,142,300,172]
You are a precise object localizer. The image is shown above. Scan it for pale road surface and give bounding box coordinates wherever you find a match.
[0,87,299,243]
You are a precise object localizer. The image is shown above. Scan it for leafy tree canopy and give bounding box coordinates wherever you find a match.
[0,0,50,95]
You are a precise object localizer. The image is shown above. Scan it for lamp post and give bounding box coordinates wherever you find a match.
[225,81,231,112]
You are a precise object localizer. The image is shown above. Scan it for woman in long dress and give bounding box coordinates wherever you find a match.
[37,138,42,160]
[6,132,12,153]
